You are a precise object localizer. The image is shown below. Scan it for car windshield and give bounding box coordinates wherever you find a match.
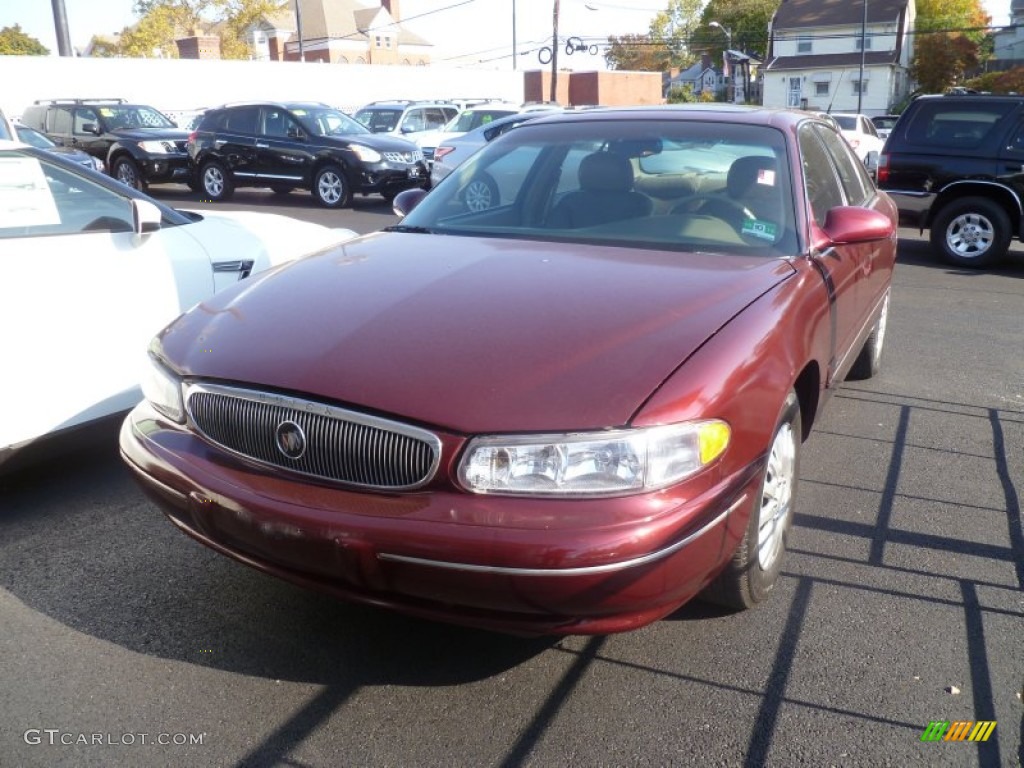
[402,117,798,257]
[833,115,857,131]
[99,106,176,130]
[293,107,370,137]
[16,125,56,148]
[873,116,898,129]
[354,108,400,132]
[445,109,517,133]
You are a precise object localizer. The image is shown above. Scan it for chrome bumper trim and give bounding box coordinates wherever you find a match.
[377,494,747,577]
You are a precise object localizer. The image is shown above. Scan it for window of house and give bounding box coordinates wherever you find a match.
[855,36,872,51]
[852,80,868,95]
[815,82,829,97]
[797,37,812,53]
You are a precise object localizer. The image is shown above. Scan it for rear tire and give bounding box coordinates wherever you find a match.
[848,289,890,380]
[701,390,801,610]
[200,160,234,201]
[930,197,1009,268]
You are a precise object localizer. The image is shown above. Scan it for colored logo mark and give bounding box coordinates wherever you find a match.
[920,721,996,742]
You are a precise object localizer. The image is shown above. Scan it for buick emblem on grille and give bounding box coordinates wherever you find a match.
[275,420,307,460]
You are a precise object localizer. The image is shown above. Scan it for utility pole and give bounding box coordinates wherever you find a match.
[858,0,867,112]
[512,0,517,70]
[550,0,559,103]
[295,0,306,61]
[50,0,73,56]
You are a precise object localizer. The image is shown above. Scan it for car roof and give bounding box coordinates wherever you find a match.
[518,103,813,131]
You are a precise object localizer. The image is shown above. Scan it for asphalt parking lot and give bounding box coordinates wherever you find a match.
[1,189,1022,767]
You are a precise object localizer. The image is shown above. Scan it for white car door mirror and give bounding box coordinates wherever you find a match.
[132,198,163,235]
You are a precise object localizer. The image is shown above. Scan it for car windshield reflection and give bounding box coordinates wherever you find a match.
[407,119,797,256]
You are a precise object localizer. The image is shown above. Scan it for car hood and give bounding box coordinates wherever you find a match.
[334,133,423,153]
[178,209,357,271]
[113,127,192,142]
[161,234,794,433]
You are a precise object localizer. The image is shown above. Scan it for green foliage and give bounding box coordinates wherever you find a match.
[910,0,990,91]
[697,0,777,61]
[605,0,701,72]
[965,66,1024,93]
[0,24,50,55]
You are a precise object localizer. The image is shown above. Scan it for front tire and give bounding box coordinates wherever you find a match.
[930,197,1010,268]
[848,289,890,380]
[701,390,801,610]
[200,160,234,201]
[312,164,351,208]
[113,157,144,190]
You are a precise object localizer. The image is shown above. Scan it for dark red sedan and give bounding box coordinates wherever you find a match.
[121,105,897,635]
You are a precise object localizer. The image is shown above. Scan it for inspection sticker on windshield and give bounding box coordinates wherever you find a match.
[757,168,776,186]
[742,219,778,241]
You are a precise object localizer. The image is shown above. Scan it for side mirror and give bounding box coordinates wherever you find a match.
[81,122,100,135]
[392,188,428,217]
[132,198,163,235]
[819,206,894,245]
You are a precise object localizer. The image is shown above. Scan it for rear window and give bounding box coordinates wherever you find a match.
[904,102,1017,149]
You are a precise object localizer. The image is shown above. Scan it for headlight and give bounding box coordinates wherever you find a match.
[458,421,730,497]
[349,144,382,163]
[138,140,171,154]
[141,354,185,423]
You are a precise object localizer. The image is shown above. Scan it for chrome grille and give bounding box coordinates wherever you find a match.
[383,150,424,164]
[185,384,441,490]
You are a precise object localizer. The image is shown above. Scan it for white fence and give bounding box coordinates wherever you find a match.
[0,55,525,121]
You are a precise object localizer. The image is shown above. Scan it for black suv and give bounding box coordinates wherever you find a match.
[188,101,427,208]
[877,93,1024,268]
[19,98,191,190]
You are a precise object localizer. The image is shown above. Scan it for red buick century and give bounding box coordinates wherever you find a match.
[121,106,897,635]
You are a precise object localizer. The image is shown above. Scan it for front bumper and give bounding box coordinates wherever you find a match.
[120,404,762,635]
[139,154,192,184]
[356,162,428,196]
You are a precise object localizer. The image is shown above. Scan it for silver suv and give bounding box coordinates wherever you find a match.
[353,100,459,139]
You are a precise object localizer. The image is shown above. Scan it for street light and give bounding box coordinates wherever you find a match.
[709,21,733,104]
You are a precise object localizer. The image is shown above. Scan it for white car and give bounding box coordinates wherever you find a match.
[829,112,885,171]
[415,104,521,169]
[430,111,557,189]
[0,141,356,465]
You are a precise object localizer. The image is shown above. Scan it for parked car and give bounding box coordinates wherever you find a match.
[0,141,356,467]
[415,103,521,166]
[429,110,558,192]
[121,105,897,636]
[14,122,106,172]
[353,100,459,138]
[19,98,191,190]
[876,92,1024,267]
[828,112,885,171]
[188,101,427,207]
[0,107,15,140]
[871,114,900,140]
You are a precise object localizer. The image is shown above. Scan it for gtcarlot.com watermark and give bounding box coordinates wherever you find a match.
[24,729,206,747]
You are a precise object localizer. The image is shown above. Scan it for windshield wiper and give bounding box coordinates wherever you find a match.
[383,224,436,234]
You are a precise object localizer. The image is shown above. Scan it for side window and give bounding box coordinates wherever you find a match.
[0,151,134,237]
[50,107,72,134]
[224,106,259,135]
[261,108,290,138]
[73,108,98,135]
[798,125,845,227]
[814,124,873,205]
[1006,121,1024,152]
[400,109,425,133]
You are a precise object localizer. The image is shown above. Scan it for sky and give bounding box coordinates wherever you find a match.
[0,0,1014,68]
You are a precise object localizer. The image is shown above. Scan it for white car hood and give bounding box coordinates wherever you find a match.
[180,209,357,273]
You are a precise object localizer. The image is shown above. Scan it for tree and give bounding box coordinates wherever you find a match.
[0,24,50,55]
[117,0,285,59]
[696,0,777,62]
[911,0,990,92]
[604,0,703,72]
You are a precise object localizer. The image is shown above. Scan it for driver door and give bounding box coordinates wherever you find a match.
[0,150,213,453]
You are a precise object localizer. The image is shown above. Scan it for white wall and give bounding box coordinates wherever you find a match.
[0,55,524,121]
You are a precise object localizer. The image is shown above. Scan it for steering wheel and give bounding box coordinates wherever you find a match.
[670,194,752,227]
